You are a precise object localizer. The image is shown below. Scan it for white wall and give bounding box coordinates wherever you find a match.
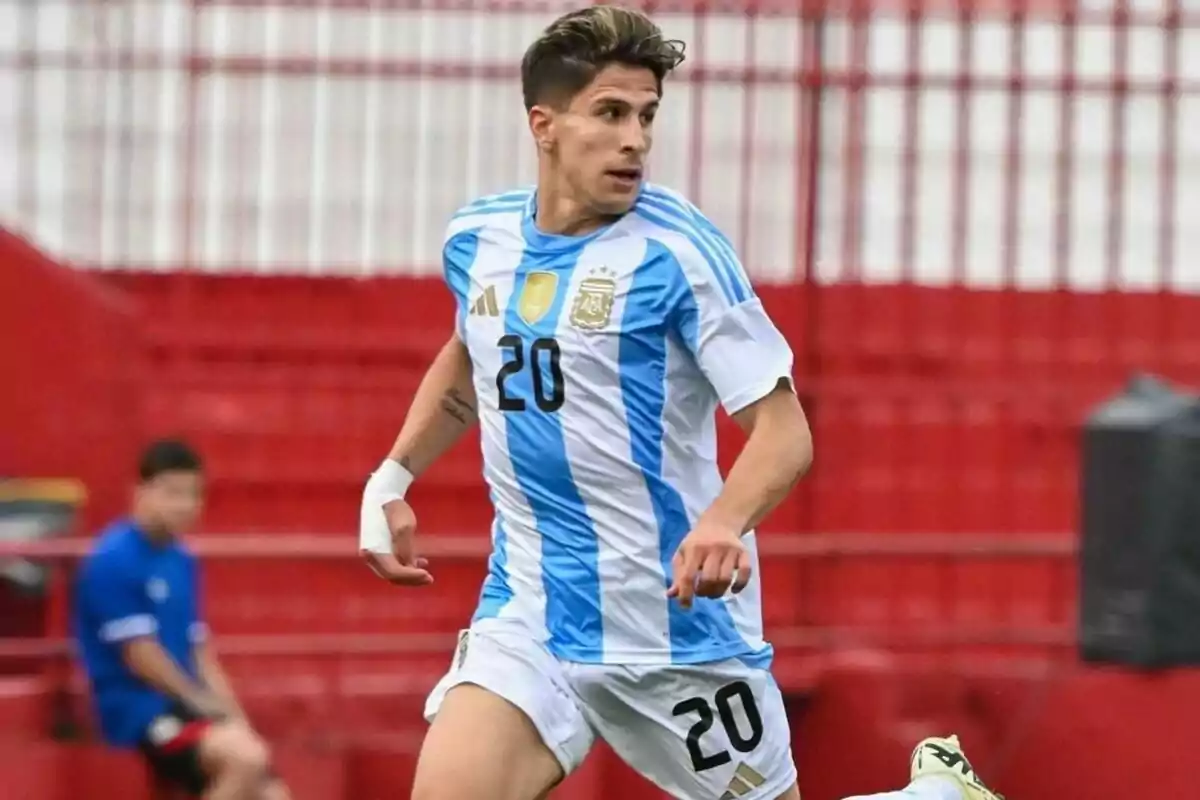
[1,0,1197,291]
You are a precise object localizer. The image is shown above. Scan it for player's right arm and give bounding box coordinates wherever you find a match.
[361,334,476,586]
[79,556,223,718]
[360,226,480,586]
[384,334,478,479]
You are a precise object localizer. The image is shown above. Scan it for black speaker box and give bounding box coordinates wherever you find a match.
[1079,375,1200,667]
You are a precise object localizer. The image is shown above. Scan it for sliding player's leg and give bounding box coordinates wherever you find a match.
[413,621,594,800]
[843,780,964,800]
[845,735,1004,800]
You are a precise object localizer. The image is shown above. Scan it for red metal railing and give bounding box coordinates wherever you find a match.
[0,534,1077,681]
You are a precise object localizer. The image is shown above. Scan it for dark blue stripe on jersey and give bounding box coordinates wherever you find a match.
[443,230,481,337]
[623,241,767,664]
[638,191,751,303]
[473,511,513,621]
[633,204,745,306]
[502,240,604,660]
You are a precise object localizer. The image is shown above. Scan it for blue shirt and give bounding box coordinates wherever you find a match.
[443,183,795,666]
[72,519,206,747]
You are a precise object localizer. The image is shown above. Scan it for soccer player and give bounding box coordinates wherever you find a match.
[73,440,290,800]
[359,6,1002,800]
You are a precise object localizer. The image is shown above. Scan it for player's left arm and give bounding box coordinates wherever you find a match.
[708,378,813,534]
[194,639,246,722]
[186,555,246,722]
[663,223,813,609]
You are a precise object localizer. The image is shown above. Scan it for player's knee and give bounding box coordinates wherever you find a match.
[230,735,270,777]
[202,723,271,779]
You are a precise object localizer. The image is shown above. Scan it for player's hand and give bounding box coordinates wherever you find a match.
[667,516,751,610]
[183,691,231,723]
[360,496,434,587]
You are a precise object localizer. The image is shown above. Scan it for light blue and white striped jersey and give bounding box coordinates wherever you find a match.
[443,183,795,667]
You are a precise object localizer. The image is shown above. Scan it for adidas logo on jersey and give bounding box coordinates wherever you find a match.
[719,763,767,799]
[469,285,500,317]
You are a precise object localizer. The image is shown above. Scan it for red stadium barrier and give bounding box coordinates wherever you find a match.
[0,534,1075,798]
[0,532,1077,667]
[0,535,1195,800]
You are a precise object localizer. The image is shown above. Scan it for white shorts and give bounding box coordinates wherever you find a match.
[424,617,798,800]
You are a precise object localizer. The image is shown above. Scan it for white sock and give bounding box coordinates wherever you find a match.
[843,776,964,800]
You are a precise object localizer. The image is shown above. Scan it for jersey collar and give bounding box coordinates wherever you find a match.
[521,189,636,253]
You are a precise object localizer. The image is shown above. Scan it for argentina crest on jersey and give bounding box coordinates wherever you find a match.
[569,266,617,330]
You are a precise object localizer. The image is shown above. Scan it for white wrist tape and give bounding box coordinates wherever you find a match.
[358,459,414,554]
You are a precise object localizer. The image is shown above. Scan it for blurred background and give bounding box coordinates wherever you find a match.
[2,0,1199,797]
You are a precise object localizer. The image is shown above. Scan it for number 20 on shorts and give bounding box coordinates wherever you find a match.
[671,681,765,773]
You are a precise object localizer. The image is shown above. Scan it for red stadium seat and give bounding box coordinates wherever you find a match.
[0,675,50,740]
[0,741,67,800]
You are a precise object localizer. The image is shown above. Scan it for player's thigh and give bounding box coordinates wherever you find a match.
[416,622,593,800]
[415,684,564,800]
[569,659,798,800]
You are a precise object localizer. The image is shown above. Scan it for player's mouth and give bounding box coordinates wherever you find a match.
[605,167,643,190]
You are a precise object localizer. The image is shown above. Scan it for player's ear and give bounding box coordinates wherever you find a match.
[528,105,556,153]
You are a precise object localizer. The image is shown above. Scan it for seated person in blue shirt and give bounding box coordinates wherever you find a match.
[73,439,290,800]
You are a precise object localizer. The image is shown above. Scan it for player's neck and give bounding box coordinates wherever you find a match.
[130,509,174,545]
[533,175,617,237]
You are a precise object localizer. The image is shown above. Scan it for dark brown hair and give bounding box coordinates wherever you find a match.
[138,439,202,482]
[521,5,686,111]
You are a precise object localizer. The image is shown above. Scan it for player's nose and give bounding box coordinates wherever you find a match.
[619,120,649,153]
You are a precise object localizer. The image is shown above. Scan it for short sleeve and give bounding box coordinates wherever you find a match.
[664,234,794,415]
[443,230,479,340]
[79,554,157,644]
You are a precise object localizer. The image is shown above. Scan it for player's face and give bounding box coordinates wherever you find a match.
[138,470,204,535]
[549,63,660,215]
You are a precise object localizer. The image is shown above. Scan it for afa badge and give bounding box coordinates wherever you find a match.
[569,267,616,330]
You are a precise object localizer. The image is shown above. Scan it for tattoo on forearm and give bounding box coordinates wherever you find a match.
[440,388,476,425]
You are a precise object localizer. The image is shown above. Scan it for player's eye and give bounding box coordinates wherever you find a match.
[641,111,657,125]
[601,107,622,121]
